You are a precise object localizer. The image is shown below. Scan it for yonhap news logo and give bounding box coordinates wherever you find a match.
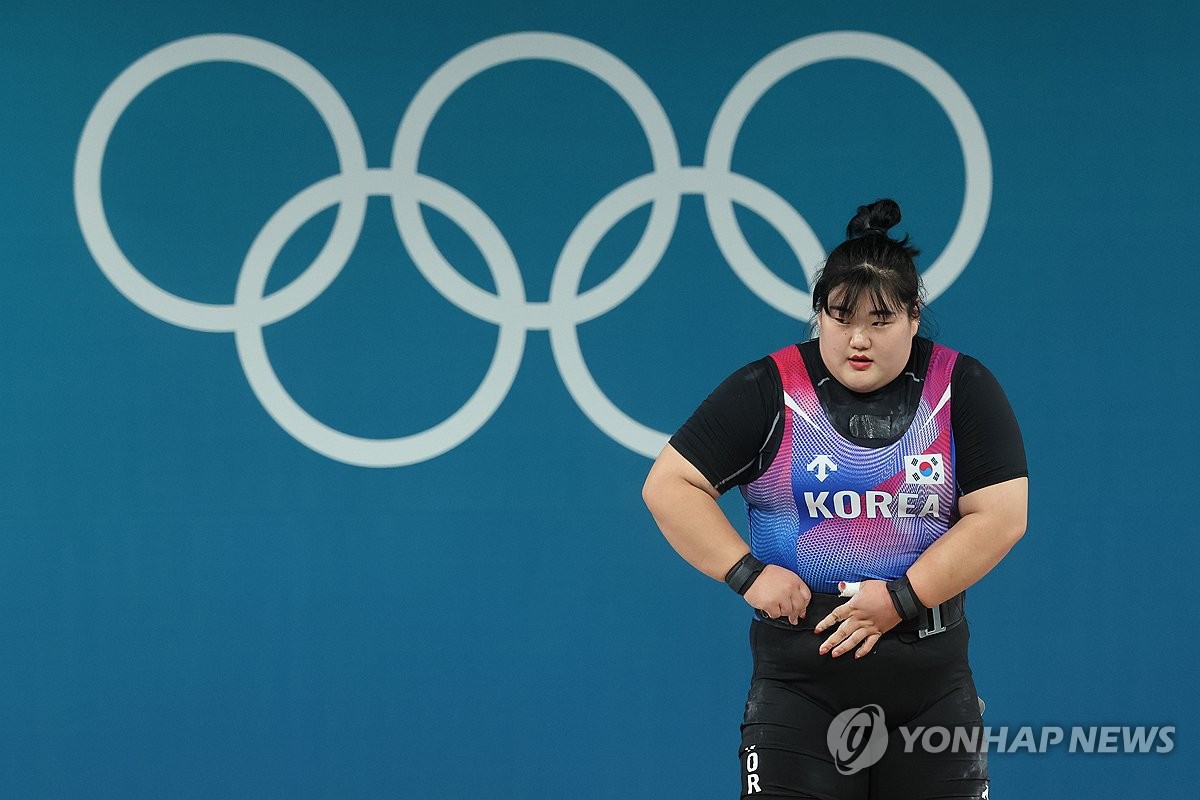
[827,705,889,774]
[825,705,1175,768]
[893,724,1175,755]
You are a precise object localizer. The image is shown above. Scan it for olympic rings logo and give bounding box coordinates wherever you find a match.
[74,31,991,467]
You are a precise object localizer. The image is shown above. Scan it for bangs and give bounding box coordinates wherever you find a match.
[820,264,909,316]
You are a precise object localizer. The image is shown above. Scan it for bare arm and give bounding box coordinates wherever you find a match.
[643,444,811,622]
[906,476,1029,606]
[641,444,747,580]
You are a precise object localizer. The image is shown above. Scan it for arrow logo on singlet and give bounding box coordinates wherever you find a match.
[807,455,837,482]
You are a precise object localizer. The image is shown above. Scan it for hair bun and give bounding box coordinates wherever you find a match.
[846,198,902,239]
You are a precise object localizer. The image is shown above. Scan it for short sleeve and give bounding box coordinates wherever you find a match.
[951,355,1028,495]
[668,358,784,493]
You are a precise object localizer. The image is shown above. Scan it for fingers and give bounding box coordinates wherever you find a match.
[820,624,865,657]
[768,597,808,625]
[813,600,853,634]
[745,568,811,624]
[855,633,881,659]
[790,592,809,624]
[758,583,888,657]
[759,600,806,626]
[777,581,810,624]
[819,622,883,658]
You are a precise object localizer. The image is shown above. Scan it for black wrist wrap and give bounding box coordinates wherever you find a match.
[724,553,767,595]
[886,575,926,621]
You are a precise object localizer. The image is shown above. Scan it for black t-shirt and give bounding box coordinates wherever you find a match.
[669,337,1027,496]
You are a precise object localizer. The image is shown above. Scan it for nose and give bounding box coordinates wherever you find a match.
[850,327,870,349]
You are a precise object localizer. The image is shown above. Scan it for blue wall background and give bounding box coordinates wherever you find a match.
[2,1,1196,797]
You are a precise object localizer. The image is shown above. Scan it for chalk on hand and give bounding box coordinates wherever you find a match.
[838,581,861,598]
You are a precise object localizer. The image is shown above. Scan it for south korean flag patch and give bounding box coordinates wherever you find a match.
[905,454,945,485]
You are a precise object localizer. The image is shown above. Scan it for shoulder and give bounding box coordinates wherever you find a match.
[736,352,782,388]
[666,348,794,492]
[693,353,782,408]
[942,347,1027,493]
[949,351,1009,396]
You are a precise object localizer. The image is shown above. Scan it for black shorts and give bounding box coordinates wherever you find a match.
[739,609,987,800]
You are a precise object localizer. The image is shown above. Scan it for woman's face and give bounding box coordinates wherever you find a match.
[817,290,919,393]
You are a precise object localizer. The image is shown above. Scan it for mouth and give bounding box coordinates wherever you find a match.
[848,356,872,372]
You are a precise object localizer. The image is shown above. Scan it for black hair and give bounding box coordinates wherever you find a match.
[811,198,923,321]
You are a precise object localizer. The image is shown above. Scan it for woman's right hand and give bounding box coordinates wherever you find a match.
[743,565,812,625]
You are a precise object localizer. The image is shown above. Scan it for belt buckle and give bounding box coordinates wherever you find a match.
[918,604,947,638]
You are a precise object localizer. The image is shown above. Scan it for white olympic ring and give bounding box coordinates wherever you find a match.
[74,34,369,333]
[74,30,992,467]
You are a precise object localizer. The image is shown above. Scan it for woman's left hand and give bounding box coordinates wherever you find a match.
[813,580,901,658]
